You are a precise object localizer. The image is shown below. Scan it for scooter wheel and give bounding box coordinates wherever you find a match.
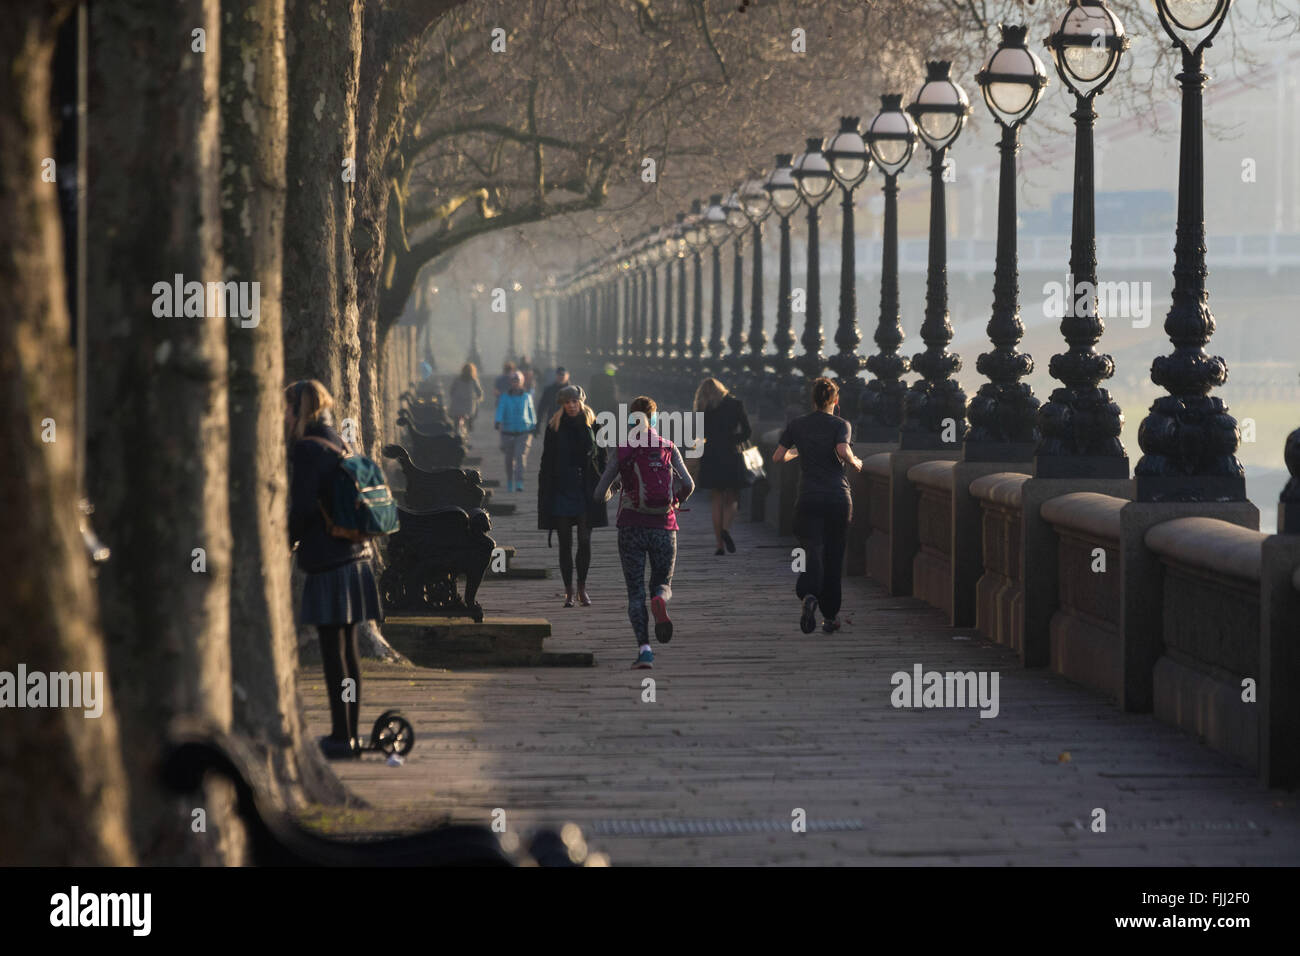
[372,712,415,756]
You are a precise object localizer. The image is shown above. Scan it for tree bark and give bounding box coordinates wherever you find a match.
[87,0,244,864]
[0,0,133,866]
[355,1,465,457]
[283,0,363,434]
[221,0,341,809]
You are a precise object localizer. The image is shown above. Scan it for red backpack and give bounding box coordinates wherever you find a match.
[617,441,676,515]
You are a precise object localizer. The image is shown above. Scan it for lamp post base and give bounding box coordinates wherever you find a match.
[1135,474,1247,504]
[963,440,1037,464]
[1034,453,1129,480]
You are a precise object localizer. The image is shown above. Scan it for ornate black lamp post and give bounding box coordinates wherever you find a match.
[684,199,708,372]
[468,282,485,368]
[702,194,732,371]
[723,190,749,376]
[660,224,676,366]
[1035,0,1130,476]
[1134,0,1244,502]
[901,61,971,450]
[858,95,918,441]
[824,117,872,416]
[791,138,836,383]
[764,154,803,381]
[642,232,662,372]
[738,175,772,381]
[507,280,522,361]
[673,212,689,374]
[635,233,650,361]
[966,24,1049,461]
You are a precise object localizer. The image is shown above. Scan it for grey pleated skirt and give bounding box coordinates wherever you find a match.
[301,559,384,626]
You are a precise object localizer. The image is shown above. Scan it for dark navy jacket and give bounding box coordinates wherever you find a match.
[289,421,369,573]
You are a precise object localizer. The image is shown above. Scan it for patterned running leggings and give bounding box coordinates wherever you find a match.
[617,526,677,646]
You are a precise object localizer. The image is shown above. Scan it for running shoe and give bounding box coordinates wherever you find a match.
[721,530,736,553]
[632,649,654,669]
[800,595,818,634]
[822,618,842,634]
[651,595,673,643]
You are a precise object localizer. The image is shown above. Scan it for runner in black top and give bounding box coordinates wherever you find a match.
[772,377,863,635]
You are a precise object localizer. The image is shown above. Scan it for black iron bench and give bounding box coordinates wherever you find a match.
[383,443,514,516]
[160,723,578,866]
[379,506,494,622]
[396,410,467,469]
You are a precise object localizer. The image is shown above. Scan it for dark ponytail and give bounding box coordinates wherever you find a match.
[811,377,838,410]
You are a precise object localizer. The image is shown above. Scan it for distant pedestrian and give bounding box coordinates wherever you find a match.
[585,362,620,419]
[538,385,608,607]
[285,379,383,760]
[593,395,695,669]
[536,367,572,431]
[518,355,535,392]
[415,359,439,399]
[493,360,517,406]
[495,370,536,492]
[771,377,863,635]
[448,362,483,438]
[694,377,753,555]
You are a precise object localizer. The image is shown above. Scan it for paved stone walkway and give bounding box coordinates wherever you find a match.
[300,412,1300,865]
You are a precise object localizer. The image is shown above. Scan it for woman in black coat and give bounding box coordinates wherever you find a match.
[285,379,383,760]
[537,385,608,606]
[694,377,753,555]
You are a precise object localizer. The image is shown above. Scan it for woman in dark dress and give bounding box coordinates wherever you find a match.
[771,377,863,635]
[694,377,753,555]
[537,385,608,606]
[285,379,384,759]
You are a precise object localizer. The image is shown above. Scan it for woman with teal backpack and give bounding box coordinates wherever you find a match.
[285,379,384,760]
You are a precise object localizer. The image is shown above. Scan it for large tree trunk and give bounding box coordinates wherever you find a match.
[283,0,363,433]
[355,0,466,456]
[355,5,421,458]
[88,0,244,864]
[221,0,343,809]
[0,0,133,866]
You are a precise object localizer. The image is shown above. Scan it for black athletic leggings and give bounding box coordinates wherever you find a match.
[554,514,592,591]
[793,497,850,621]
[317,625,361,742]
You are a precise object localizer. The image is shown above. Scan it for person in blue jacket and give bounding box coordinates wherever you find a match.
[495,370,537,491]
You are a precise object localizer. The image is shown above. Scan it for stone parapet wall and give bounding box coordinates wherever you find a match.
[971,473,1029,650]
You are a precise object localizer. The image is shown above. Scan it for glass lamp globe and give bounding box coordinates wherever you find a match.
[825,116,871,187]
[739,176,772,224]
[1046,0,1127,95]
[704,194,732,246]
[723,191,748,232]
[792,138,835,204]
[907,61,971,150]
[866,93,918,174]
[977,24,1048,125]
[764,154,803,218]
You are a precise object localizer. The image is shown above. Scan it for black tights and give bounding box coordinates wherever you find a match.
[317,625,361,742]
[555,514,592,592]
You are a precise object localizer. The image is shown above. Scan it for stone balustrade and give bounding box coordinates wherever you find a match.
[832,456,1300,788]
[1041,493,1125,700]
[970,473,1029,651]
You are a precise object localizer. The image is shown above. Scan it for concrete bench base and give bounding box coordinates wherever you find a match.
[383,616,592,668]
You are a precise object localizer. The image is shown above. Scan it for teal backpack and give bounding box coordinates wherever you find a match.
[305,436,400,541]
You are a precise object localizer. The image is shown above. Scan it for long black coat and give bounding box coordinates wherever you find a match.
[536,414,609,530]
